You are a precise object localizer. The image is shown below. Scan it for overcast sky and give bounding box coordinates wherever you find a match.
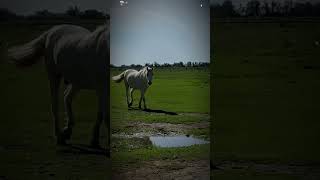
[1,0,320,15]
[110,0,210,66]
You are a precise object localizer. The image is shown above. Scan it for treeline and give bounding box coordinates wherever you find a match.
[212,0,320,17]
[111,62,210,68]
[0,6,109,21]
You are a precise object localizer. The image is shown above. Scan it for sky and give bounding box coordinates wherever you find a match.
[110,0,210,66]
[1,0,320,15]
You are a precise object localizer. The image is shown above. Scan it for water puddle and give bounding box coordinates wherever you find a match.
[149,135,209,148]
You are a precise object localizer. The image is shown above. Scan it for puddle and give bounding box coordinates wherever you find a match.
[149,135,209,148]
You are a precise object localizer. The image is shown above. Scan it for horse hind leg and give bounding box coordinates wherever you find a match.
[61,84,78,142]
[125,83,130,107]
[129,88,134,107]
[48,74,63,145]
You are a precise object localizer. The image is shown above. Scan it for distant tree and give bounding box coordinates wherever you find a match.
[211,3,222,17]
[261,1,270,16]
[162,63,171,67]
[270,1,281,16]
[246,0,261,16]
[66,5,81,17]
[0,8,19,21]
[33,9,55,19]
[153,62,160,67]
[237,3,246,16]
[282,0,294,16]
[292,2,313,17]
[221,0,237,17]
[81,9,104,19]
[186,61,192,67]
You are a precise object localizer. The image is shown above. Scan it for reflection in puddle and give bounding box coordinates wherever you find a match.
[149,135,209,148]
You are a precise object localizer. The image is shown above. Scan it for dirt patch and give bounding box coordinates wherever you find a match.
[113,159,210,180]
[118,121,210,137]
[112,136,152,152]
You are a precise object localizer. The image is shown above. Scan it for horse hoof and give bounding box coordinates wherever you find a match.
[56,135,67,146]
[90,140,101,149]
[62,127,72,140]
[106,148,111,157]
[106,151,110,157]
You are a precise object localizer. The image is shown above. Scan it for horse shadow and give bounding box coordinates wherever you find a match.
[57,143,108,156]
[129,107,178,115]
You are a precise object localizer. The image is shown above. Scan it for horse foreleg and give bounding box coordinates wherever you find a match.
[129,88,134,107]
[49,75,62,144]
[91,89,109,156]
[62,84,78,141]
[125,83,130,107]
[139,90,145,109]
[143,96,147,109]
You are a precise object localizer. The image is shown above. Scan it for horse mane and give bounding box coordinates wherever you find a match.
[92,23,109,41]
[137,66,148,79]
[88,23,110,55]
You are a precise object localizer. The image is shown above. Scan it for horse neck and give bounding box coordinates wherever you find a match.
[87,25,109,57]
[89,25,107,43]
[138,68,148,81]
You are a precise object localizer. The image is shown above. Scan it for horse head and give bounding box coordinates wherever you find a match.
[145,66,153,86]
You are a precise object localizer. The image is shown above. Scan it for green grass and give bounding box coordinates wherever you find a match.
[111,68,210,114]
[0,22,211,179]
[2,19,320,179]
[110,67,210,133]
[212,21,320,163]
[110,67,211,165]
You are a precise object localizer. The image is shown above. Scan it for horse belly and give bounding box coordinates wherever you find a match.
[127,77,143,89]
[57,53,107,89]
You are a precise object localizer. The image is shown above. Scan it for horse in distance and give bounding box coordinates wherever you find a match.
[112,66,153,109]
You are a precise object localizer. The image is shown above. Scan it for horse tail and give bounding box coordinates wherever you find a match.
[7,31,48,67]
[112,71,125,83]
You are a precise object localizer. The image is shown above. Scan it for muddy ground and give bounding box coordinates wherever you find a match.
[113,159,210,180]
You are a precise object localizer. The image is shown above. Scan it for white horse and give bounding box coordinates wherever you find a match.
[112,66,153,109]
[8,23,110,154]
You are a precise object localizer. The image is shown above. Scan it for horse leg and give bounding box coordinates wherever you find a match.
[129,88,134,107]
[61,84,78,141]
[48,74,63,145]
[91,89,109,155]
[143,96,147,109]
[125,83,130,107]
[139,90,145,109]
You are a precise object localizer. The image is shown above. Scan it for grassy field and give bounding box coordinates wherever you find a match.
[1,19,320,179]
[110,67,211,179]
[212,21,320,178]
[0,22,211,179]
